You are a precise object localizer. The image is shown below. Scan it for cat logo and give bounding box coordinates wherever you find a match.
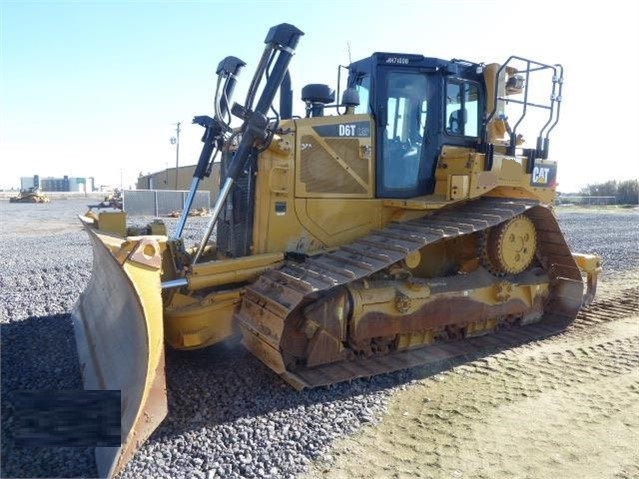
[532,166,550,184]
[530,161,556,187]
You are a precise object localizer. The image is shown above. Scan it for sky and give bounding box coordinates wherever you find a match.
[1,0,638,193]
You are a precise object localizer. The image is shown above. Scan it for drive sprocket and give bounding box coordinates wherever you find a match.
[481,214,537,275]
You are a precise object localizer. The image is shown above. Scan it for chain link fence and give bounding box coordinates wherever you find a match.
[122,190,210,216]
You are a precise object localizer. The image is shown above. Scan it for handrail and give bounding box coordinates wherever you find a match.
[483,56,564,160]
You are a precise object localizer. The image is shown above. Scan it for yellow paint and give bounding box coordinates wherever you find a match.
[487,215,537,274]
[572,253,602,273]
[450,175,470,200]
[187,252,284,290]
[164,290,241,348]
[433,145,556,204]
[73,225,167,477]
[294,198,383,248]
[247,111,558,262]
[381,196,451,210]
[97,210,127,237]
[294,113,374,199]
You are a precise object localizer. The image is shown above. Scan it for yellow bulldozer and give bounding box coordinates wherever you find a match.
[9,187,50,203]
[72,23,601,477]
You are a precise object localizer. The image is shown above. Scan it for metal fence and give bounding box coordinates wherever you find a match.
[122,189,210,216]
[557,195,616,206]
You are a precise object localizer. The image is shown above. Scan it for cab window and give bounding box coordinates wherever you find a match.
[445,80,479,137]
[382,72,428,190]
[354,75,371,114]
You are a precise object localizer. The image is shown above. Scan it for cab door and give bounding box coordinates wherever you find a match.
[375,68,433,198]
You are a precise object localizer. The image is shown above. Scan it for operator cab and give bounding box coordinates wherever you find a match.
[347,53,484,198]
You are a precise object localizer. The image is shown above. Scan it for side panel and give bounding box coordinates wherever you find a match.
[295,114,374,199]
[433,145,556,204]
[252,130,303,255]
[253,115,380,255]
[293,198,384,251]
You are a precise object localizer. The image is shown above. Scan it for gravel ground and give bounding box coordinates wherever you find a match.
[556,206,639,280]
[0,200,637,479]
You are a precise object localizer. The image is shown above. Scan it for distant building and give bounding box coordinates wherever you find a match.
[20,175,37,190]
[136,163,220,199]
[40,176,88,192]
[19,174,96,192]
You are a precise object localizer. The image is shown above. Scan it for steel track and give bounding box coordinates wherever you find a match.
[236,198,585,389]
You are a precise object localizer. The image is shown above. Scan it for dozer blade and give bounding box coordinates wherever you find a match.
[72,219,167,478]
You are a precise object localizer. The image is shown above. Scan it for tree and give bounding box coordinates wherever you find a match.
[579,180,617,197]
[578,179,638,205]
[616,179,639,205]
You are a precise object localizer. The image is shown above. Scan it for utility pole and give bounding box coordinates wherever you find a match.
[173,122,181,190]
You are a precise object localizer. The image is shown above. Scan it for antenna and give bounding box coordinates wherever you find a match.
[347,41,352,64]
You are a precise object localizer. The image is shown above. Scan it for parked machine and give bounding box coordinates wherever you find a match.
[9,187,50,203]
[72,23,601,477]
[88,189,123,210]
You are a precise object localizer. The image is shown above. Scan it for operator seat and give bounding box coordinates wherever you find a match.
[448,108,467,134]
